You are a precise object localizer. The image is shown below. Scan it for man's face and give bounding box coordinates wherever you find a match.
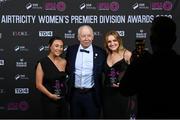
[78,26,94,48]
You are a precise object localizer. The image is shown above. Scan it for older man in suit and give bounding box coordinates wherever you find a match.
[66,25,106,118]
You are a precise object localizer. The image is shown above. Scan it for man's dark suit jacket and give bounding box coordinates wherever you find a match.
[66,44,106,107]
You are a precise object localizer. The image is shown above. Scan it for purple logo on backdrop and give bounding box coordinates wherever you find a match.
[19,101,29,111]
[57,1,66,11]
[7,101,29,111]
[45,1,66,11]
[151,1,173,11]
[97,2,120,11]
[110,2,119,11]
[163,1,173,11]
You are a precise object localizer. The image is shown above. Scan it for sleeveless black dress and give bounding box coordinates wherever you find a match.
[38,56,69,118]
[103,50,137,119]
[103,58,130,118]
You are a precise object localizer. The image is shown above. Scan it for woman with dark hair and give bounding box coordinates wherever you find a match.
[35,36,69,118]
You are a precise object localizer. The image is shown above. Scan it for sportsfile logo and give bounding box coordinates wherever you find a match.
[14,74,29,80]
[80,3,86,10]
[14,46,29,52]
[39,31,53,37]
[79,3,96,10]
[25,2,42,10]
[15,88,29,94]
[39,45,49,52]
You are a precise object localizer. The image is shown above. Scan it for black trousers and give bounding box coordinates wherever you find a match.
[70,88,100,118]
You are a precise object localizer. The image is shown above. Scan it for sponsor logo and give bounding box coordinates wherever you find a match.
[14,46,29,52]
[25,2,42,10]
[80,3,86,10]
[39,45,49,52]
[14,74,29,80]
[97,2,120,11]
[79,3,96,10]
[15,88,29,94]
[94,31,102,36]
[16,58,27,68]
[116,30,125,37]
[25,2,32,10]
[0,59,4,66]
[151,1,173,11]
[39,31,53,37]
[132,2,149,10]
[132,3,139,10]
[45,1,66,11]
[136,29,147,39]
[12,31,29,37]
[64,30,75,39]
[7,101,29,111]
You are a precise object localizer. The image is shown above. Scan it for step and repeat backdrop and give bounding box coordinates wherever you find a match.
[0,0,180,118]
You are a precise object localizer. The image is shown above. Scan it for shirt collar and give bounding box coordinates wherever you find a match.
[79,44,92,52]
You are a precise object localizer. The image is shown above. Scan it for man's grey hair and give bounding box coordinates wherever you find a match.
[77,25,94,36]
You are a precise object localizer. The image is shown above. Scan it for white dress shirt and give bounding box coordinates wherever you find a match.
[75,44,94,88]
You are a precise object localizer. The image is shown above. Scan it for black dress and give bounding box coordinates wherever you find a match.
[38,56,69,118]
[103,58,136,119]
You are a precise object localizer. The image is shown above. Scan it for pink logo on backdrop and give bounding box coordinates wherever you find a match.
[7,101,29,111]
[151,1,173,11]
[110,2,119,11]
[163,1,173,11]
[19,101,29,111]
[97,1,120,11]
[45,1,66,11]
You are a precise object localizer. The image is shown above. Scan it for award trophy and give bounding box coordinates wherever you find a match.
[54,80,62,97]
[109,68,119,85]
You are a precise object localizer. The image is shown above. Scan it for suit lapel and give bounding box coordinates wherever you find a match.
[70,45,79,71]
[93,45,99,72]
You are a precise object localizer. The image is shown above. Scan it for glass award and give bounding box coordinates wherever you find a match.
[109,68,119,85]
[54,80,62,97]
